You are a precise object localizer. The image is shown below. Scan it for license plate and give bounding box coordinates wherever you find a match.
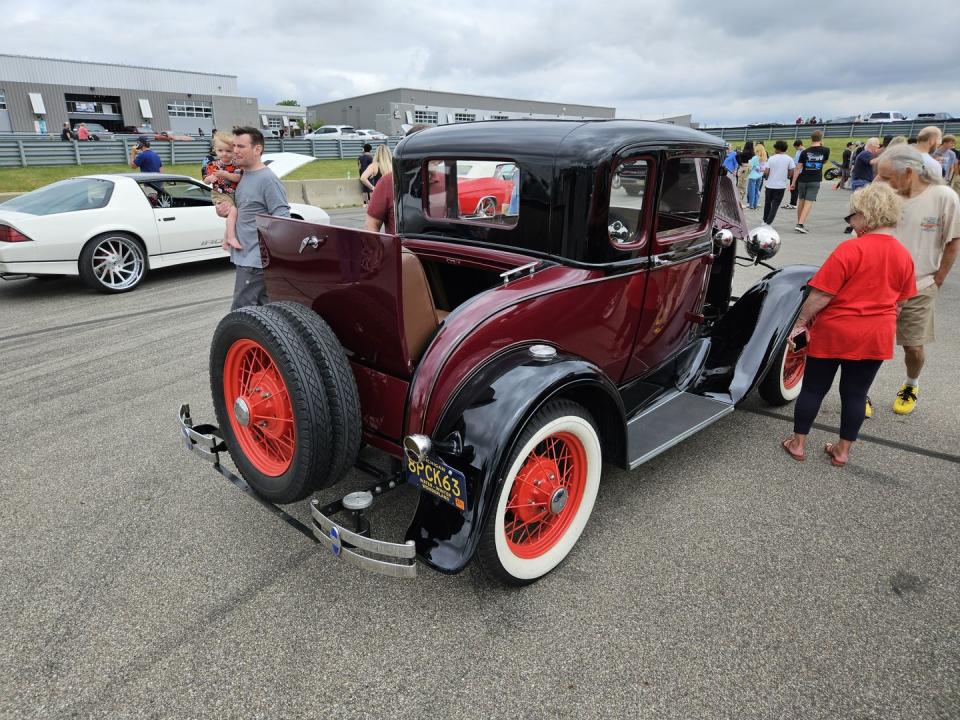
[405,455,468,511]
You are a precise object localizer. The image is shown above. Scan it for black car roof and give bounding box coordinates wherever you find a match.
[395,119,725,164]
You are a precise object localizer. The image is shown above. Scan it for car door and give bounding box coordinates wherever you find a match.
[140,179,224,259]
[624,153,718,377]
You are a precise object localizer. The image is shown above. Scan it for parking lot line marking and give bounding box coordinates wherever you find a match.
[0,295,232,343]
[744,408,960,465]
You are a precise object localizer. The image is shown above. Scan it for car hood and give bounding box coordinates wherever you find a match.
[261,153,316,179]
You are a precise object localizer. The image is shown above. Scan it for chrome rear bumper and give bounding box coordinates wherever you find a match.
[178,403,417,578]
[310,500,417,578]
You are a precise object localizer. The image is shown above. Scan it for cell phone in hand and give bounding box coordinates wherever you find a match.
[791,331,808,351]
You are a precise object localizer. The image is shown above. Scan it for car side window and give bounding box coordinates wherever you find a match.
[138,180,212,208]
[656,157,712,239]
[425,159,519,227]
[608,158,650,247]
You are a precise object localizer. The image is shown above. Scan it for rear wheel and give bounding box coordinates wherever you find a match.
[476,400,602,585]
[210,306,332,503]
[758,339,806,405]
[78,233,147,293]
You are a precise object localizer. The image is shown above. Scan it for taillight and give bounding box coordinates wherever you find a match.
[0,224,32,243]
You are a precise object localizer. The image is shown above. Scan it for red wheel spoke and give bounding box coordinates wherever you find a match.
[224,338,297,476]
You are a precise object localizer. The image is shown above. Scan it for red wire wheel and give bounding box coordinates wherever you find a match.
[478,400,602,586]
[222,338,296,476]
[759,337,806,405]
[783,344,807,391]
[504,431,588,559]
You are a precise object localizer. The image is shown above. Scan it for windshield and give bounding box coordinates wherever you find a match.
[2,178,114,216]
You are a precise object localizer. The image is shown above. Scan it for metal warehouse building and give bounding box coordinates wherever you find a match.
[0,54,261,136]
[307,88,615,136]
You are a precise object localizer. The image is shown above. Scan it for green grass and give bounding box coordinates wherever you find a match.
[0,159,364,193]
[732,137,875,164]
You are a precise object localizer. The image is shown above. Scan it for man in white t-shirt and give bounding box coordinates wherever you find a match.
[762,140,797,225]
[875,144,960,415]
[916,126,944,179]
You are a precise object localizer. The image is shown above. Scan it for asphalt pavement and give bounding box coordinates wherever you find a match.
[1,191,957,720]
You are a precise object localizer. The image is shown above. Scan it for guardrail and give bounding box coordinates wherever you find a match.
[0,137,400,168]
[702,120,960,143]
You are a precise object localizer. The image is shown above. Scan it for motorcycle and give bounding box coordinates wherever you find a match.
[824,160,844,181]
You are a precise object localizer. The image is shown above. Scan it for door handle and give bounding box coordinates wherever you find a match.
[299,235,326,253]
[160,217,176,222]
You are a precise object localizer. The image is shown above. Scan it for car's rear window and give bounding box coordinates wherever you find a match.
[2,178,114,216]
[425,159,519,227]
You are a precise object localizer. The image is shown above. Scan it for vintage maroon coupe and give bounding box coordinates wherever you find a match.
[179,120,812,584]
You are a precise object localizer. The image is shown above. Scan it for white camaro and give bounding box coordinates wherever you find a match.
[0,153,329,293]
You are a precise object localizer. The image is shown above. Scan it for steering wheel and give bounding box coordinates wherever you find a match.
[156,193,173,209]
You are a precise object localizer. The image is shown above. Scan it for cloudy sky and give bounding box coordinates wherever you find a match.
[6,0,960,126]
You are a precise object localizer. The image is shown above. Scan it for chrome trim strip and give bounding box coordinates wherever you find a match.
[499,260,539,284]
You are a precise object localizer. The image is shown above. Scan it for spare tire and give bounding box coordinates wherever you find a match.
[210,306,332,504]
[269,301,362,488]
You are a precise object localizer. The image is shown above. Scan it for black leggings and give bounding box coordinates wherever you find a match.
[763,188,785,225]
[793,357,883,441]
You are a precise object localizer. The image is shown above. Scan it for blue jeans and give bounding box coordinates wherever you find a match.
[747,177,762,208]
[851,178,870,191]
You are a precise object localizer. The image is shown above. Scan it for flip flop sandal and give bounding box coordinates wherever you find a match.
[824,443,847,467]
[782,439,805,462]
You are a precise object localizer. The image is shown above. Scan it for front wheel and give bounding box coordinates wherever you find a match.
[476,400,602,586]
[758,339,806,405]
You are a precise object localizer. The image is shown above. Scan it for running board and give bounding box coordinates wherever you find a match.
[627,391,734,470]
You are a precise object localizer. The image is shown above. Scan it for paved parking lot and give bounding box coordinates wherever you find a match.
[1,191,958,719]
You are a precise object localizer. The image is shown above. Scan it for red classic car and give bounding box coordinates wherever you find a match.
[179,120,811,584]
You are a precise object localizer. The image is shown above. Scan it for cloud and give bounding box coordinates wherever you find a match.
[4,0,960,125]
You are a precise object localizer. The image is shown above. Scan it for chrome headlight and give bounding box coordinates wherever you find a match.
[744,225,781,261]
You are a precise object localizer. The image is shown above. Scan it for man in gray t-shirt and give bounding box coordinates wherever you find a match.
[216,127,290,310]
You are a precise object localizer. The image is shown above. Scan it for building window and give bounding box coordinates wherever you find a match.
[454,113,475,123]
[0,90,7,110]
[267,116,282,129]
[167,99,213,118]
[490,114,509,120]
[413,110,438,124]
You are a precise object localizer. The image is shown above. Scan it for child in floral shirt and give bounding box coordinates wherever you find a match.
[205,132,243,250]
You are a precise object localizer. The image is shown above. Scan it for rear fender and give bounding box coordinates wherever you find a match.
[695,264,816,404]
[404,346,625,573]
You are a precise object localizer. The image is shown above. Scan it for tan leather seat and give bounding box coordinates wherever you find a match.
[401,249,445,361]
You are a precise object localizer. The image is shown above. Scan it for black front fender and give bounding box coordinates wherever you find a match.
[404,346,624,574]
[696,264,816,404]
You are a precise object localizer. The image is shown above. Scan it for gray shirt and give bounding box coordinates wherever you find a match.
[231,166,290,268]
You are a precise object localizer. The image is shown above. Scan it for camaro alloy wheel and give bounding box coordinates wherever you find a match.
[79,233,146,293]
[478,400,602,585]
[758,339,806,405]
[210,306,334,504]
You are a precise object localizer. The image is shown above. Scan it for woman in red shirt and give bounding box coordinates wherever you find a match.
[782,183,916,466]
